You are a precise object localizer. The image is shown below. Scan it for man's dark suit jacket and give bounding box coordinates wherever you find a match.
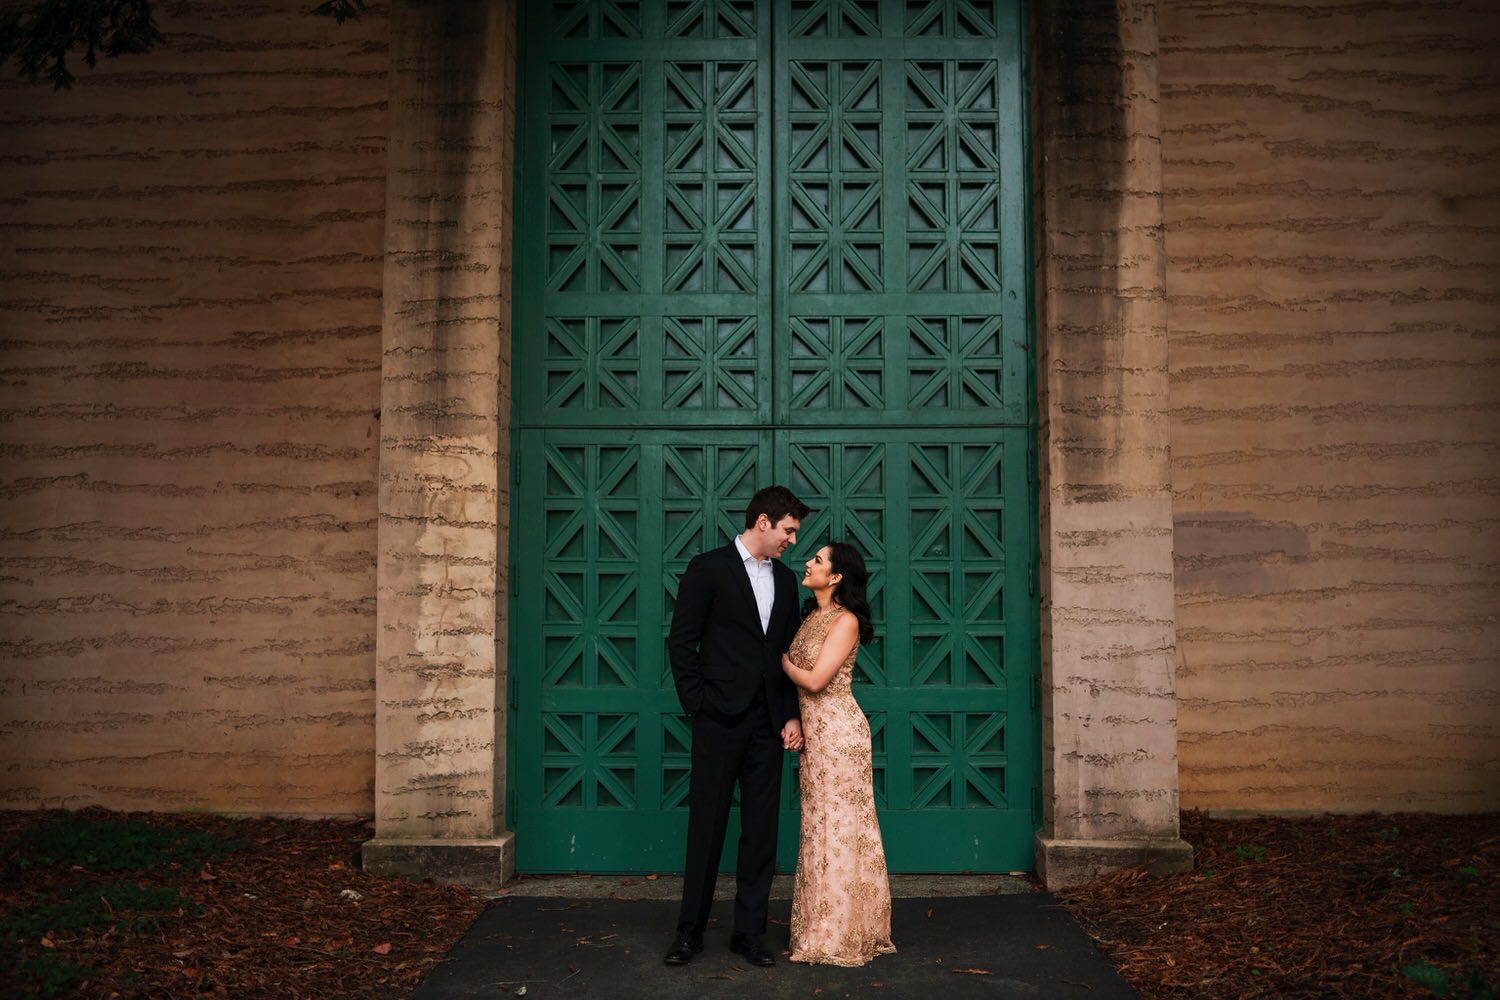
[667,542,801,729]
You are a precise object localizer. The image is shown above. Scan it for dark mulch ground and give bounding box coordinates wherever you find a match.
[1059,810,1500,1000]
[4,808,1496,998]
[0,808,482,998]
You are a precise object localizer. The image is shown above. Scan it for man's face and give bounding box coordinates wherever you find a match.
[757,514,800,560]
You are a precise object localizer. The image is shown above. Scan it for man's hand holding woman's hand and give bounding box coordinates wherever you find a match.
[781,718,804,752]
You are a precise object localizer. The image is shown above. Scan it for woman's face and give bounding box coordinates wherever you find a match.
[802,546,839,591]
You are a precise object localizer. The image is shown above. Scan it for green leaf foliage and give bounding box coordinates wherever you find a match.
[0,0,164,89]
[1,0,368,89]
[20,953,97,997]
[1403,960,1452,996]
[1234,843,1265,864]
[6,816,242,873]
[2,882,188,940]
[311,0,368,24]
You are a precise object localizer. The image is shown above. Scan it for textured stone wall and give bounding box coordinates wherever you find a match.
[0,2,389,813]
[1032,0,1190,886]
[369,0,513,850]
[1162,2,1500,811]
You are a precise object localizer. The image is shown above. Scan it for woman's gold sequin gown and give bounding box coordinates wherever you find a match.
[787,606,896,966]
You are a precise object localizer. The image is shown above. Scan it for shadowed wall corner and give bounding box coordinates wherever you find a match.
[1031,0,1191,889]
[363,0,517,887]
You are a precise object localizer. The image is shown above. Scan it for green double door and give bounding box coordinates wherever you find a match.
[510,0,1035,872]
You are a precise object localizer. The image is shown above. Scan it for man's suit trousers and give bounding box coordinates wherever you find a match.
[677,701,783,936]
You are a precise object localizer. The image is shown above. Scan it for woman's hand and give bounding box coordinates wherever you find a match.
[782,651,815,690]
[781,718,804,751]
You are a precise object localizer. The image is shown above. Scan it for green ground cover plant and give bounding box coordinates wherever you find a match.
[2,814,244,995]
[1,809,482,998]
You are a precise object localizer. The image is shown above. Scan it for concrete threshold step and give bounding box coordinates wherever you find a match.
[490,872,1036,900]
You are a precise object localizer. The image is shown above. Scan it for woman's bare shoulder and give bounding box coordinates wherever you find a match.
[827,609,859,636]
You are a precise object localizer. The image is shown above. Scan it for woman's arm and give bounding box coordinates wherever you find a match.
[780,613,858,693]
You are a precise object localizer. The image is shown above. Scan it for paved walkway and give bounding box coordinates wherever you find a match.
[412,877,1136,999]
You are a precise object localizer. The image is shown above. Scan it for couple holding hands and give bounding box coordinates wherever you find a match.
[664,485,896,969]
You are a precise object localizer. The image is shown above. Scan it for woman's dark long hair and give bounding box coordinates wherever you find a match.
[801,540,875,644]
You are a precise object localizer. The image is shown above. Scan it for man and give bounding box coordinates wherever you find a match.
[664,485,811,967]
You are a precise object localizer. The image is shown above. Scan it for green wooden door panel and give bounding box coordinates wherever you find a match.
[775,428,1034,871]
[513,0,1034,873]
[515,428,773,869]
[772,0,1028,427]
[516,1,774,429]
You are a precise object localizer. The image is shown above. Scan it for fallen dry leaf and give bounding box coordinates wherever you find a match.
[372,942,392,955]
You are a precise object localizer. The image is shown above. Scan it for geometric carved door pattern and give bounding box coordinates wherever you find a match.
[512,0,1035,872]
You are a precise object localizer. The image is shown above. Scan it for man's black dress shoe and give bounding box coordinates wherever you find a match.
[729,932,776,966]
[663,930,704,965]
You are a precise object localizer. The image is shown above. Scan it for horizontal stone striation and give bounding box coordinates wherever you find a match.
[373,0,512,842]
[1034,0,1183,845]
[0,2,389,814]
[1162,1,1500,811]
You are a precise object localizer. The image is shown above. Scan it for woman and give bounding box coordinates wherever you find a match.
[780,541,896,967]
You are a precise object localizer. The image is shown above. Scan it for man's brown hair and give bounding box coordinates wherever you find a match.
[743,485,811,529]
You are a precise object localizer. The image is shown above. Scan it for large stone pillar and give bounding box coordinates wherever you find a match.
[1031,0,1193,888]
[362,0,516,887]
